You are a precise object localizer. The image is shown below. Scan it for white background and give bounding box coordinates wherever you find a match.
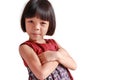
[0,0,120,80]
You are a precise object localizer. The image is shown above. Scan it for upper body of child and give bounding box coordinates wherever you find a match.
[19,0,77,80]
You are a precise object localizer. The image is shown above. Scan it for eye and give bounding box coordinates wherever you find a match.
[41,22,46,25]
[40,22,47,27]
[27,20,33,23]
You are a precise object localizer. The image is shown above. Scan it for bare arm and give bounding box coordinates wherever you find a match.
[38,43,77,70]
[19,45,58,80]
[56,41,77,70]
[57,47,77,70]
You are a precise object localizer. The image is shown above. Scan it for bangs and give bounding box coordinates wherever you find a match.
[24,1,50,21]
[35,6,51,21]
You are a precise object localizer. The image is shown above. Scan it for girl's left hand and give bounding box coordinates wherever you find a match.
[38,51,58,64]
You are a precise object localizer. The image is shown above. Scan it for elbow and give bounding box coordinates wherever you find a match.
[74,63,77,70]
[71,67,77,71]
[36,70,48,80]
[70,63,77,70]
[73,65,77,70]
[36,73,46,80]
[35,73,44,80]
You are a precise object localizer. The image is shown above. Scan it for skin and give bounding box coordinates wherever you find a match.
[19,16,77,80]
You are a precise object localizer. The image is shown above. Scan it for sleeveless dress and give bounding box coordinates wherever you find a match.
[20,39,73,80]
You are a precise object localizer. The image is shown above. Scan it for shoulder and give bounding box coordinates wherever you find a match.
[20,40,33,47]
[19,44,34,56]
[19,40,43,55]
[19,41,31,52]
[19,41,32,53]
[19,42,42,67]
[19,42,39,61]
[19,40,38,55]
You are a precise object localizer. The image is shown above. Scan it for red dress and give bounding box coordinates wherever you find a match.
[20,39,73,80]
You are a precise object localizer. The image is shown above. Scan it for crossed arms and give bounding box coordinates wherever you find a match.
[19,43,77,80]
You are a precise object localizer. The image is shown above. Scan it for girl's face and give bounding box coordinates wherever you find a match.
[25,17,49,43]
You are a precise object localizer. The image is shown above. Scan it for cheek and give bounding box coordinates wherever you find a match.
[25,23,29,31]
[25,25,29,31]
[44,29,48,34]
[25,25,32,33]
[42,27,49,35]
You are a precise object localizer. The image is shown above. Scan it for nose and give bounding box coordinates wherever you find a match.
[34,23,41,30]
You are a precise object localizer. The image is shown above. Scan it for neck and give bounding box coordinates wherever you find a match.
[29,38,46,44]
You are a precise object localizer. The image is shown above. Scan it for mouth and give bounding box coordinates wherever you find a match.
[32,33,41,36]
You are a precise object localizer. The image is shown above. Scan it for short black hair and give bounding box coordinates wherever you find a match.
[21,0,56,36]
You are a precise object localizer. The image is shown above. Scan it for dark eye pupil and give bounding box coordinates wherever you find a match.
[30,21,33,23]
[41,22,45,24]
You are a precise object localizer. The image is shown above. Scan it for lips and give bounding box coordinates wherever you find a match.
[31,33,41,36]
[33,33,39,35]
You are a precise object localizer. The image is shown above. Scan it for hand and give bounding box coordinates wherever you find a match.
[38,51,58,64]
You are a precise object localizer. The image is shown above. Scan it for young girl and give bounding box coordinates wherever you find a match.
[19,0,77,80]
